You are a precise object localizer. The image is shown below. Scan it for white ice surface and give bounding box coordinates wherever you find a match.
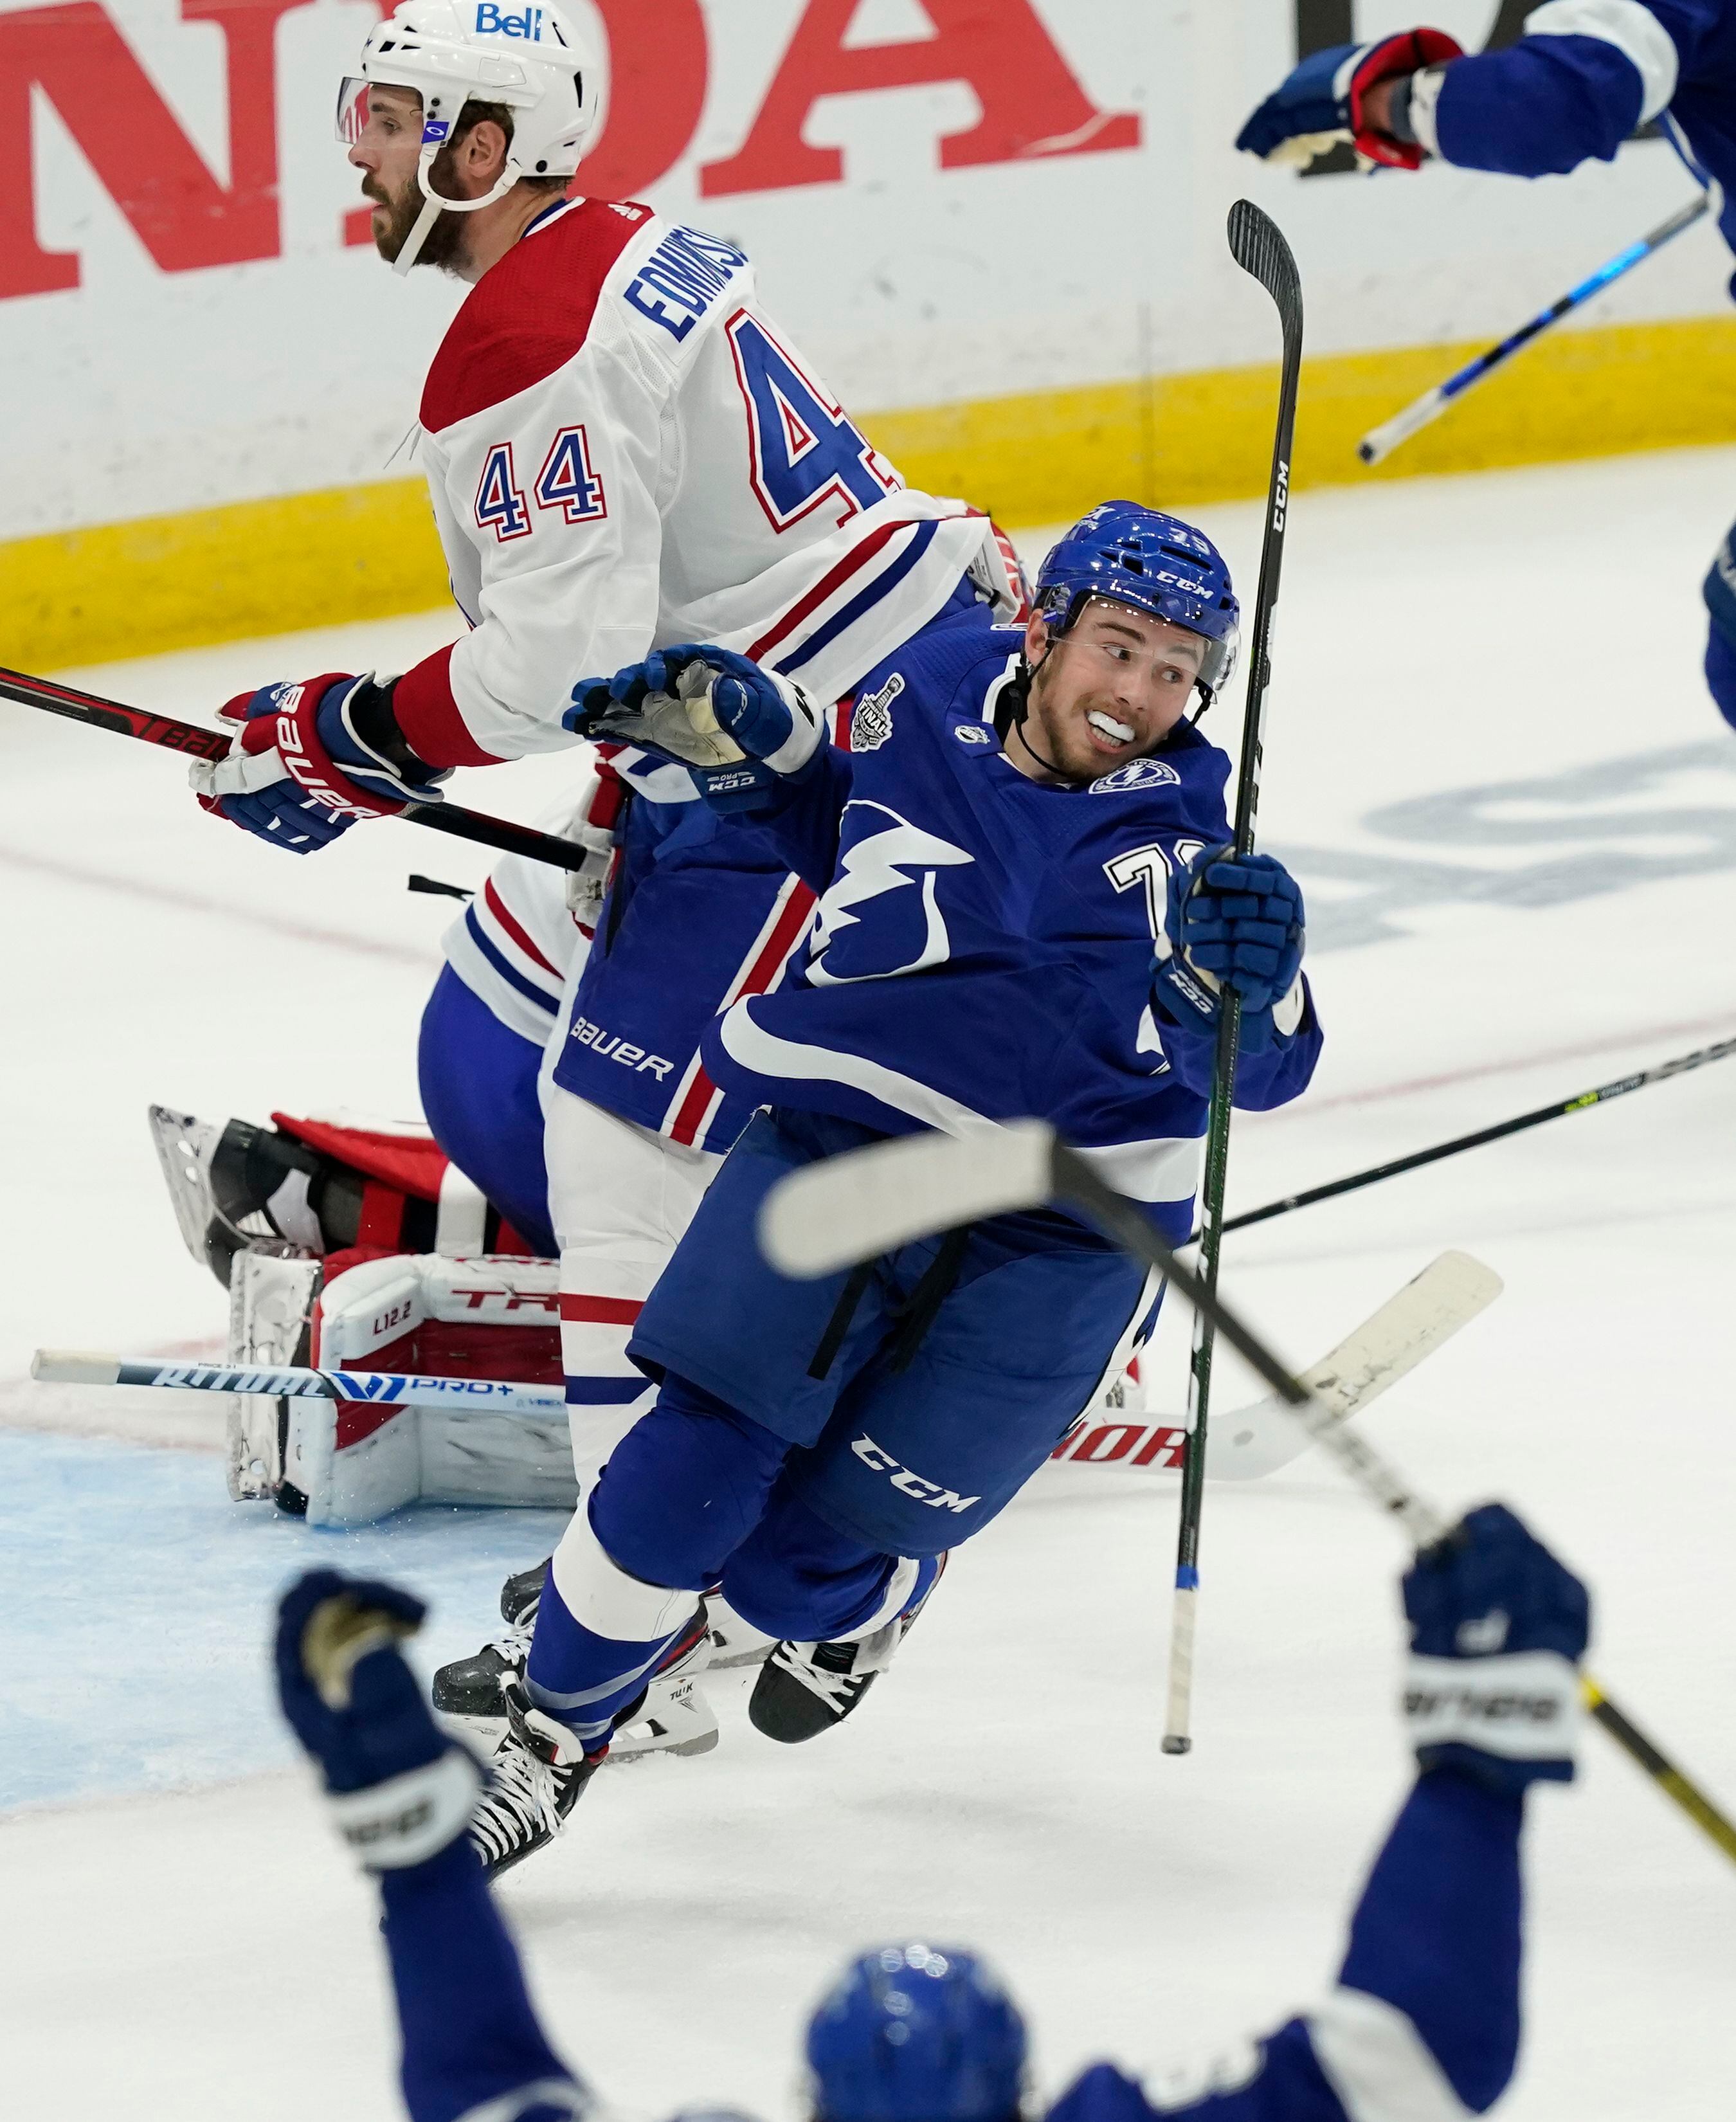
[3,449,1736,2116]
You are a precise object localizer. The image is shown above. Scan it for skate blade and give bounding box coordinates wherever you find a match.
[706,1642,775,1671]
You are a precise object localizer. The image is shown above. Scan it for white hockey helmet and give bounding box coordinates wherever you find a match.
[337,0,599,275]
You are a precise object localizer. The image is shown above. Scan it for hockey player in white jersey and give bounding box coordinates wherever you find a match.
[190,0,1009,839]
[274,1502,1589,2122]
[180,0,1018,1764]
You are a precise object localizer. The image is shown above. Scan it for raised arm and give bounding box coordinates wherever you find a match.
[273,1572,587,2122]
[1237,5,1712,180]
[1047,1505,1587,2122]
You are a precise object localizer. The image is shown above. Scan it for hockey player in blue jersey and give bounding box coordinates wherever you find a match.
[274,1501,1588,2122]
[1238,1,1736,731]
[438,503,1322,1873]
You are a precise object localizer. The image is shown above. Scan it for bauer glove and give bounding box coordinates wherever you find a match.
[1236,28,1463,171]
[566,644,825,812]
[1403,1503,1589,1795]
[1153,844,1306,1055]
[275,1569,482,1870]
[192,674,449,854]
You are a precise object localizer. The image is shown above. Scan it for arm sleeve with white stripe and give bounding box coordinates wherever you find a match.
[1044,1768,1525,2122]
[1431,0,1712,172]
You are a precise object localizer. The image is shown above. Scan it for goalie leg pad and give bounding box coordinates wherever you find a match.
[284,1251,569,1525]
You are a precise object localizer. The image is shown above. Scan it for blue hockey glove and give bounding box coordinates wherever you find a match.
[1153,845,1305,1054]
[566,644,825,811]
[192,674,449,853]
[1404,1503,1589,1795]
[275,1569,482,1869]
[1704,523,1736,733]
[1236,28,1463,170]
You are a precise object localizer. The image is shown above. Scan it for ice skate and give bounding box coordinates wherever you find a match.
[435,1582,721,1762]
[466,1678,600,1880]
[749,1557,946,1745]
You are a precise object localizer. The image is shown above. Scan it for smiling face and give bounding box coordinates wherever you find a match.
[1007,597,1205,786]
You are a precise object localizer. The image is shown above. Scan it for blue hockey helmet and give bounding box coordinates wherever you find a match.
[1034,501,1240,707]
[806,1943,1027,2122]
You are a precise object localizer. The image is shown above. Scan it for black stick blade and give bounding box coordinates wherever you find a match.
[1227,199,1302,339]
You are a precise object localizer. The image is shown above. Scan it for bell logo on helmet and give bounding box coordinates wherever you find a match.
[475,3,544,37]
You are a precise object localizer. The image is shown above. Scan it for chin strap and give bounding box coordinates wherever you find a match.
[393,94,522,276]
[1000,647,1072,781]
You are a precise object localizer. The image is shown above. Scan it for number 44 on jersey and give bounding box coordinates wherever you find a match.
[475,426,608,543]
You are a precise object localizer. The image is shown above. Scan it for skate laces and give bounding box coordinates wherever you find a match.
[470,1734,566,1858]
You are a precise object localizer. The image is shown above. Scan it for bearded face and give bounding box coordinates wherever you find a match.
[357,134,476,272]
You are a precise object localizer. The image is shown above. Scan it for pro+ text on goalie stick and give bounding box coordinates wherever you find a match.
[759,1121,1736,1869]
[31,1350,571,1422]
[0,664,597,874]
[1216,1031,1736,1239]
[1357,192,1710,467]
[1165,199,1305,1755]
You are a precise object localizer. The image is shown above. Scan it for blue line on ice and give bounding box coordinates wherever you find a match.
[0,1431,568,1814]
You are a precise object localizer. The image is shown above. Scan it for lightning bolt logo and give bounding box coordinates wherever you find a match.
[808,800,974,987]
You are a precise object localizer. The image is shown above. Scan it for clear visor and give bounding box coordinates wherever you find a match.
[336,77,429,146]
[336,76,374,145]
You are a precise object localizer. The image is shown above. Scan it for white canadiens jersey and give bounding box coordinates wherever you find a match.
[389,195,1011,770]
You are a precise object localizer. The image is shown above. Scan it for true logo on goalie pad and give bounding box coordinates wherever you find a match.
[850,672,902,752]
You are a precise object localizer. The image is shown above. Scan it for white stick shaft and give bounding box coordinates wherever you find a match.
[1161,1581,1198,1752]
[1359,387,1450,465]
[30,1350,570,1422]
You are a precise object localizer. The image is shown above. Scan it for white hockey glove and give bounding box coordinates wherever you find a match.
[566,644,824,812]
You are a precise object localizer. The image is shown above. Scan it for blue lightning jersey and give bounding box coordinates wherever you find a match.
[698,622,1321,1240]
[1432,1,1736,281]
[378,1768,1524,2122]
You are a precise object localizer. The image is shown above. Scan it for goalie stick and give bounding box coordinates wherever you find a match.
[0,664,595,875]
[1049,1249,1501,1482]
[39,1258,1501,1492]
[757,1118,1736,1868]
[1166,199,1305,1755]
[31,1350,569,1422]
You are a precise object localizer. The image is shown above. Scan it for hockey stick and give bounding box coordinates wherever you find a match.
[30,1350,570,1422]
[1357,193,1710,466]
[30,1262,1492,1488]
[0,664,595,873]
[1164,200,1305,1754]
[1217,1032,1736,1239]
[759,1120,1736,1866]
[1049,1247,1501,1482]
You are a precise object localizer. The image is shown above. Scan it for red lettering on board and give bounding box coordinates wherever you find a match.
[0,0,296,298]
[576,0,708,199]
[700,0,1140,198]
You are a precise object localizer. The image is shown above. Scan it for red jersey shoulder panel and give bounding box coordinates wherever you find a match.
[419,198,655,435]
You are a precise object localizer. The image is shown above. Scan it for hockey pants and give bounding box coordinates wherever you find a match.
[524,1108,1161,1752]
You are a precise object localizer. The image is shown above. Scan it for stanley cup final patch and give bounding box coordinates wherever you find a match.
[850,672,903,752]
